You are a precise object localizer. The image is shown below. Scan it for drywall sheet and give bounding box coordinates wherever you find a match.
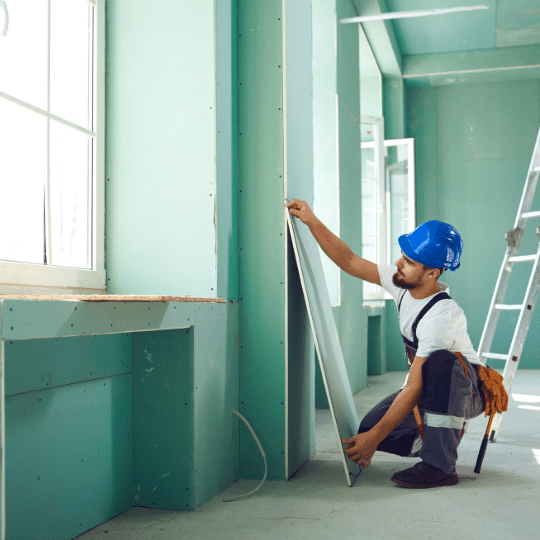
[286,213,360,486]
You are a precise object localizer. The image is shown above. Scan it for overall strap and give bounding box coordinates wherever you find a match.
[398,290,406,313]
[399,291,452,352]
[411,292,451,347]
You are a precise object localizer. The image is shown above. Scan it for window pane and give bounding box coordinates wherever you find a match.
[50,0,92,129]
[49,120,91,269]
[0,99,46,264]
[362,178,378,237]
[388,148,411,264]
[0,0,48,109]
[362,237,377,262]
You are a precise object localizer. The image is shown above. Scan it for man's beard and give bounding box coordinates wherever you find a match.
[392,271,418,290]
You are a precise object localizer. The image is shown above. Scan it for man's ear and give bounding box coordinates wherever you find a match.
[427,267,442,280]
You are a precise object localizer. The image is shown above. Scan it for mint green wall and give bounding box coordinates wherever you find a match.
[382,75,406,371]
[284,0,317,477]
[237,0,317,481]
[337,0,368,393]
[217,0,239,301]
[313,1,371,404]
[383,76,405,140]
[5,334,134,539]
[313,0,340,308]
[359,28,382,118]
[237,0,286,481]
[312,0,339,409]
[4,2,240,537]
[106,0,237,300]
[4,299,239,538]
[405,79,540,370]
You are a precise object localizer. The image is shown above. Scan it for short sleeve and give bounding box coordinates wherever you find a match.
[377,264,401,302]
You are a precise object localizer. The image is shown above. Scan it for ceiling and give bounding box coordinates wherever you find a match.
[355,0,540,56]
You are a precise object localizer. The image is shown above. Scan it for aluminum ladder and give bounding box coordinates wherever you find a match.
[476,125,540,444]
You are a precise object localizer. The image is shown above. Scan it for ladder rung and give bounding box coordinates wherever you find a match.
[521,211,540,219]
[494,304,523,311]
[508,254,537,263]
[481,353,508,361]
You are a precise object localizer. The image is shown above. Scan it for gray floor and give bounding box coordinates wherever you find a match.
[77,370,540,540]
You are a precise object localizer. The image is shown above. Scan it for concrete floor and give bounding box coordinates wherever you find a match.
[77,370,540,540]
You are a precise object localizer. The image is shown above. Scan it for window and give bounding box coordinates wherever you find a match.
[0,0,105,293]
[361,118,415,301]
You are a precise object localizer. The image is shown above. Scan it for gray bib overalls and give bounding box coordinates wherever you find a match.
[358,290,485,473]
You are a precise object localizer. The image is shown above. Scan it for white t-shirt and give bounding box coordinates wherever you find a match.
[378,264,484,366]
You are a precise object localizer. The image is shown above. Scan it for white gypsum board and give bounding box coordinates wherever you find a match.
[286,211,360,486]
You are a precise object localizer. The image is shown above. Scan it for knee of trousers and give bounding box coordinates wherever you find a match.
[422,350,460,383]
[421,350,461,411]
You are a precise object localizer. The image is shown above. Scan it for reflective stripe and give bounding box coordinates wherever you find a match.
[424,413,465,430]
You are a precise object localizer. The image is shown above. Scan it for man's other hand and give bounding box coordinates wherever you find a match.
[342,432,379,468]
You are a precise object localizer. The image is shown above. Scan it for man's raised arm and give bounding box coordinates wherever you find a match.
[285,199,381,286]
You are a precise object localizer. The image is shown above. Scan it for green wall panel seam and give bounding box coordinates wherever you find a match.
[4,371,131,399]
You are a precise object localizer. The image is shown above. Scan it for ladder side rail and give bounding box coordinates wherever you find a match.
[478,124,540,447]
[502,241,540,390]
[512,128,540,230]
[477,247,518,359]
[489,239,540,441]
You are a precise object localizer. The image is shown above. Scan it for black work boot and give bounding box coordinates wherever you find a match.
[391,461,459,488]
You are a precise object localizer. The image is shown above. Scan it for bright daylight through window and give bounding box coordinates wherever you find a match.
[0,0,104,291]
[361,119,415,302]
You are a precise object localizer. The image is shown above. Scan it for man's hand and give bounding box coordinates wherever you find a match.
[285,199,317,227]
[341,431,379,468]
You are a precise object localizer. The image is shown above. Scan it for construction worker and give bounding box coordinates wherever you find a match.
[286,199,487,488]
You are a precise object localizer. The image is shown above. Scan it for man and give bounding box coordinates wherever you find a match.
[285,198,486,489]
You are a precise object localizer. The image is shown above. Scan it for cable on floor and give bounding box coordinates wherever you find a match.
[223,407,267,502]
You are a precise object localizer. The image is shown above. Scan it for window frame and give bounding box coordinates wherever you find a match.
[385,137,416,270]
[0,0,105,294]
[361,135,416,302]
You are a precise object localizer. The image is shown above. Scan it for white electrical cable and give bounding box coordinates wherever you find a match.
[0,1,9,37]
[223,407,267,502]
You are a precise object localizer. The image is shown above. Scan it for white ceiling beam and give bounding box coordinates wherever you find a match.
[340,5,489,25]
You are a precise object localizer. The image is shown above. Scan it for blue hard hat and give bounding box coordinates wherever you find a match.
[398,220,463,271]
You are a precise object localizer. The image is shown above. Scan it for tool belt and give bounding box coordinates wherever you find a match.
[448,352,509,419]
[411,352,508,440]
[472,363,509,418]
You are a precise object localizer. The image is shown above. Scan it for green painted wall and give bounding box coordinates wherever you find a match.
[237,0,315,481]
[312,0,339,409]
[403,45,540,88]
[217,0,239,302]
[367,307,387,375]
[404,79,540,370]
[106,0,237,300]
[4,300,239,538]
[313,0,340,308]
[312,0,370,406]
[383,76,405,140]
[313,0,376,405]
[237,0,287,480]
[132,330,196,510]
[284,0,317,477]
[359,27,382,118]
[5,334,134,540]
[337,0,368,393]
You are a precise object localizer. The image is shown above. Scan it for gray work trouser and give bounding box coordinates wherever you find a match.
[358,349,485,473]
